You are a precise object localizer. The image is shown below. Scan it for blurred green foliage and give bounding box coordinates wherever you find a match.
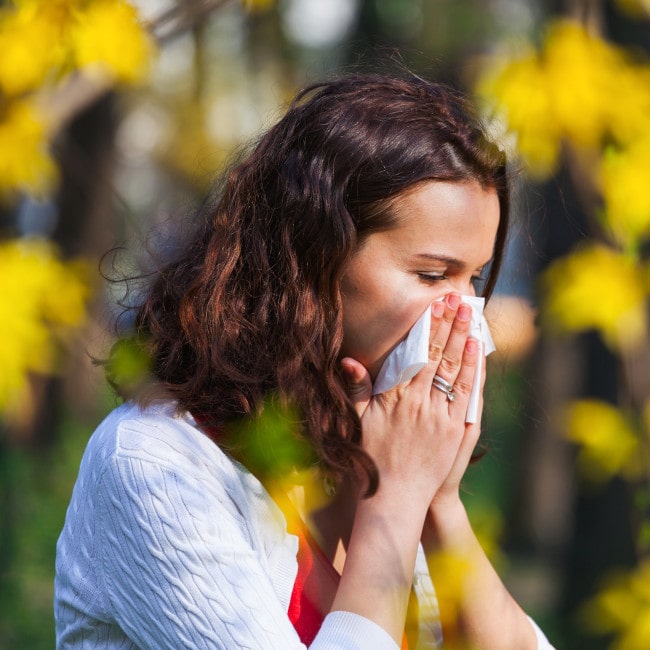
[1,412,100,647]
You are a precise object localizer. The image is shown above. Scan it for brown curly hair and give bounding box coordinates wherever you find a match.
[122,73,510,494]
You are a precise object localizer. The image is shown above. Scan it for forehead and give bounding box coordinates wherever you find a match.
[377,180,501,262]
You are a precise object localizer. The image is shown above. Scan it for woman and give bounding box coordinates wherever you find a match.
[55,73,554,649]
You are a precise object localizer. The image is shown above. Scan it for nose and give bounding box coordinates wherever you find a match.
[448,278,477,297]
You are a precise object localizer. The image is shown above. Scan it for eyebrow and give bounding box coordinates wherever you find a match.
[414,253,493,271]
[413,253,467,268]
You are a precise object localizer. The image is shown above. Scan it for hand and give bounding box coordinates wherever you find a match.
[340,293,480,505]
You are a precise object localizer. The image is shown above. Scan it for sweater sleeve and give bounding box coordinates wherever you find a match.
[94,426,397,650]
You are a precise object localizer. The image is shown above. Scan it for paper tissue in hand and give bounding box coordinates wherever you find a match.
[372,295,496,424]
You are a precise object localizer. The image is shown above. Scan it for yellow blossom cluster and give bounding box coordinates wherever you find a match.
[71,0,154,84]
[601,136,650,247]
[0,238,91,414]
[480,20,650,249]
[0,0,154,94]
[0,101,56,197]
[480,20,650,179]
[565,400,641,483]
[541,244,647,350]
[581,559,650,650]
[0,0,155,197]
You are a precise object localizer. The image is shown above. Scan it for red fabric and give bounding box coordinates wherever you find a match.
[286,517,339,645]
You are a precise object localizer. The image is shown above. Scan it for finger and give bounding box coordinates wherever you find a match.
[340,357,373,416]
[427,293,461,366]
[435,301,472,383]
[415,293,461,391]
[450,337,479,408]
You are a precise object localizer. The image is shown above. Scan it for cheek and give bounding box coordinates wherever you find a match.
[342,294,431,376]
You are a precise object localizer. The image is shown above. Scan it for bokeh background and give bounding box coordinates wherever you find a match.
[1,0,649,647]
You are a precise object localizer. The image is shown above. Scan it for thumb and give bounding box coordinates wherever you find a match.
[340,357,373,416]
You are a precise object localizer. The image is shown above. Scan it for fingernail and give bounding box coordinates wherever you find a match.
[447,293,461,309]
[466,338,478,354]
[458,304,471,322]
[432,302,445,318]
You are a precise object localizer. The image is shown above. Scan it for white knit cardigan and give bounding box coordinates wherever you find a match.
[54,401,553,649]
[55,401,443,649]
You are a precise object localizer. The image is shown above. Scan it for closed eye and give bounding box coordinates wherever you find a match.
[417,272,447,283]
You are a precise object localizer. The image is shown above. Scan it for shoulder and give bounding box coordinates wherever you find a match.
[83,400,232,483]
[78,400,289,540]
[56,401,301,648]
[64,400,258,538]
[60,399,293,573]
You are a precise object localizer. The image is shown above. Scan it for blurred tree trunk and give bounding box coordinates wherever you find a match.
[54,93,118,260]
[19,94,120,450]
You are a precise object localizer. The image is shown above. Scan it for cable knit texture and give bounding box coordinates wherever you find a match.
[54,402,402,649]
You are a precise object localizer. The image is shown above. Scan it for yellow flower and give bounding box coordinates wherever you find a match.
[0,1,73,95]
[477,20,648,179]
[580,560,650,649]
[72,0,155,84]
[601,138,650,247]
[479,51,561,178]
[542,244,647,350]
[0,100,56,197]
[0,238,91,413]
[426,550,473,631]
[606,65,650,146]
[565,400,641,483]
[543,20,622,150]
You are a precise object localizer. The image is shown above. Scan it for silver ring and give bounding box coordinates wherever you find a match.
[432,375,456,402]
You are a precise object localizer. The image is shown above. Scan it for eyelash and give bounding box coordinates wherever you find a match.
[417,272,487,289]
[417,273,446,283]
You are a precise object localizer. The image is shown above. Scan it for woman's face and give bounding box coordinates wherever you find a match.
[340,180,501,379]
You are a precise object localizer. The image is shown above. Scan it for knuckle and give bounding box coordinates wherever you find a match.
[453,377,473,395]
[439,355,461,375]
[348,384,365,397]
[428,343,443,362]
[442,311,456,325]
[452,319,470,334]
[383,384,405,402]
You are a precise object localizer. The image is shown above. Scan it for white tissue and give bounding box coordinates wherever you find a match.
[372,307,432,396]
[372,295,496,424]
